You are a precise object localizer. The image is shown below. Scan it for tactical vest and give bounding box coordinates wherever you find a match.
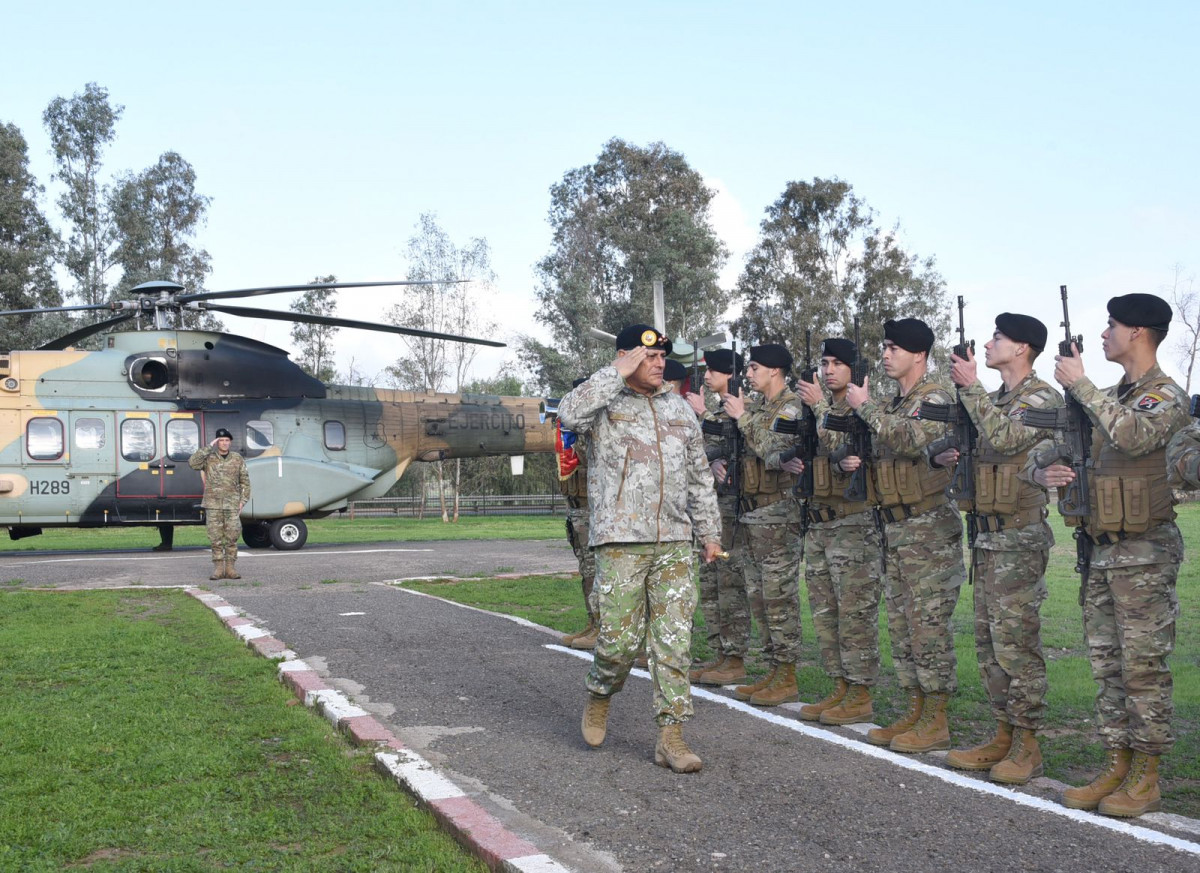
[871,385,950,516]
[968,382,1050,528]
[811,453,876,516]
[1083,375,1177,535]
[741,390,799,498]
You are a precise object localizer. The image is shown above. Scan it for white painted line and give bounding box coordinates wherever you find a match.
[213,606,239,618]
[338,611,366,616]
[233,625,270,641]
[277,659,314,674]
[310,689,369,724]
[377,750,466,801]
[508,853,572,873]
[549,643,1200,857]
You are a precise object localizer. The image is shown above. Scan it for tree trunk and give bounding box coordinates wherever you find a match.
[452,458,462,522]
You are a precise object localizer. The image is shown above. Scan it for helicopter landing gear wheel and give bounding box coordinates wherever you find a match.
[242,522,272,549]
[268,517,308,551]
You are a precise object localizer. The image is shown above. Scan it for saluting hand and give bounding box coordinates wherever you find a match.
[613,347,646,379]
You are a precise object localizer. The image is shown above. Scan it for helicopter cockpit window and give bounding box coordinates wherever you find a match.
[246,420,274,452]
[166,419,200,461]
[324,421,346,451]
[120,419,156,462]
[74,418,106,450]
[26,417,64,461]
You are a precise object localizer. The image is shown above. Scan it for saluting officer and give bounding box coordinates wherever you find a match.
[1036,293,1190,817]
[189,427,251,580]
[935,313,1062,784]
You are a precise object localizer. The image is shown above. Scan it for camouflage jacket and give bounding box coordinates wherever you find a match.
[1167,421,1200,490]
[558,366,720,548]
[737,385,803,523]
[188,447,252,510]
[1068,364,1190,458]
[855,372,954,457]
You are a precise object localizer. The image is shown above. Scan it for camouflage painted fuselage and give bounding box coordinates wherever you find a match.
[0,330,554,533]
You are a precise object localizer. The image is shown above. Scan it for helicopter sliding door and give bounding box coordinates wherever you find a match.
[114,412,205,522]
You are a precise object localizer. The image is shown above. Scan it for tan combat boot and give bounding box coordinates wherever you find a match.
[798,677,848,721]
[696,656,747,686]
[689,656,725,682]
[890,691,950,753]
[866,688,924,746]
[820,683,874,725]
[569,625,599,650]
[561,620,595,647]
[990,728,1042,784]
[733,666,776,701]
[750,663,800,706]
[946,720,1013,771]
[1062,748,1132,810]
[581,694,611,748]
[655,723,702,773]
[1098,751,1161,817]
[210,561,224,581]
[225,559,241,580]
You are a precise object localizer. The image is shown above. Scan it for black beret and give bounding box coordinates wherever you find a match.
[883,318,935,354]
[749,343,793,372]
[663,359,688,382]
[821,337,857,367]
[995,313,1048,352]
[1108,293,1172,331]
[571,377,588,389]
[214,428,233,439]
[704,348,743,375]
[615,323,673,355]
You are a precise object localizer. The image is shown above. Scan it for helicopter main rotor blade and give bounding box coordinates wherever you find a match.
[181,279,464,303]
[0,302,114,317]
[38,313,137,350]
[203,304,506,347]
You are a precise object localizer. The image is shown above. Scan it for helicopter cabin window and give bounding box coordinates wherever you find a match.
[246,420,274,452]
[120,419,156,462]
[74,418,106,450]
[26,417,64,461]
[166,419,200,461]
[324,421,346,451]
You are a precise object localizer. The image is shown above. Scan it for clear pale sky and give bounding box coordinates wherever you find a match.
[4,1,1197,392]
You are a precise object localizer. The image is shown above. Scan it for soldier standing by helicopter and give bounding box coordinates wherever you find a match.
[189,428,251,580]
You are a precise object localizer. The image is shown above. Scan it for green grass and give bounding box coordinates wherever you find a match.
[406,503,1200,819]
[0,515,565,552]
[0,589,485,872]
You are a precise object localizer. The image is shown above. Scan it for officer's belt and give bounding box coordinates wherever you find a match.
[877,494,943,525]
[968,506,1043,535]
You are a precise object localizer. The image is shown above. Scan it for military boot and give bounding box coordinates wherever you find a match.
[820,683,874,725]
[210,561,224,581]
[988,728,1042,784]
[569,625,599,650]
[733,666,777,701]
[581,694,611,748]
[654,723,702,773]
[689,656,725,682]
[750,663,800,706]
[225,559,241,580]
[1061,748,1132,810]
[1098,751,1161,818]
[633,650,650,669]
[798,677,848,721]
[866,688,924,746]
[890,691,950,753]
[696,656,747,686]
[562,620,595,647]
[946,720,1013,771]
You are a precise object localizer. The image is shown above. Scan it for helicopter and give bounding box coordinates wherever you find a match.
[0,280,555,550]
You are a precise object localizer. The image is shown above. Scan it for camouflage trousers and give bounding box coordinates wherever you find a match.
[205,509,242,562]
[883,504,965,694]
[566,506,597,621]
[971,547,1049,729]
[696,497,750,657]
[804,511,884,686]
[743,519,803,666]
[586,541,697,726]
[1084,558,1180,756]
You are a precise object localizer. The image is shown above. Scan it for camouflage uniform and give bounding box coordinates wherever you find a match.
[188,445,251,564]
[1061,365,1189,755]
[738,386,804,668]
[1166,420,1200,490]
[697,399,751,658]
[856,373,966,694]
[958,373,1061,728]
[805,396,885,686]
[558,366,720,726]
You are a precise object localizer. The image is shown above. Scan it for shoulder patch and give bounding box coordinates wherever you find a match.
[1137,393,1164,411]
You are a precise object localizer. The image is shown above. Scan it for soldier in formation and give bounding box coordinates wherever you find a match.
[188,427,251,580]
[1034,293,1189,817]
[559,324,722,773]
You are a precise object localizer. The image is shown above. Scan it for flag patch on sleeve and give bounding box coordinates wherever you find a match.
[1137,393,1164,410]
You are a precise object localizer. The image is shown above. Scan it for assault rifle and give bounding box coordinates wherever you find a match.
[776,330,819,498]
[918,295,978,503]
[1190,395,1200,418]
[821,318,872,502]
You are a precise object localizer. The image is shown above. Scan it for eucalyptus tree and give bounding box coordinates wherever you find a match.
[289,275,339,383]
